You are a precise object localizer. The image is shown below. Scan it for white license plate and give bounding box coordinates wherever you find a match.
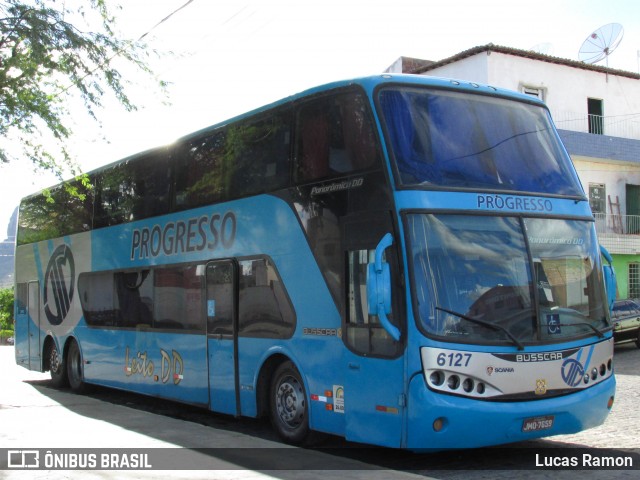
[522,415,554,432]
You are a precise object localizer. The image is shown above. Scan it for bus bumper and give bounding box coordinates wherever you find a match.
[405,373,616,450]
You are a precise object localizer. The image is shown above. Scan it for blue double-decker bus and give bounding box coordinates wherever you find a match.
[14,74,616,449]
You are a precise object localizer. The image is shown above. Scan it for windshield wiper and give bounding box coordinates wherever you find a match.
[436,306,524,350]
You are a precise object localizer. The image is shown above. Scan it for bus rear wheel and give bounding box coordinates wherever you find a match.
[48,342,68,388]
[67,340,86,393]
[269,361,310,445]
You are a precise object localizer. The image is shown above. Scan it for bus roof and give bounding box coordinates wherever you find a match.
[186,73,544,139]
[21,74,545,201]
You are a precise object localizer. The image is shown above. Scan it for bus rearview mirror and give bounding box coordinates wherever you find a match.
[367,233,401,341]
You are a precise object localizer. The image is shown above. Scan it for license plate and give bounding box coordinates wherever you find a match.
[522,415,554,432]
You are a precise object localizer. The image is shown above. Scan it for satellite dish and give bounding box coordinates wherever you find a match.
[578,23,624,66]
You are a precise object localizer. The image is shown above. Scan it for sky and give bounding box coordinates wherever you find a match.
[2,0,640,236]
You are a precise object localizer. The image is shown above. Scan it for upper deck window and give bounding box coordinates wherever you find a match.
[295,92,380,183]
[378,87,584,196]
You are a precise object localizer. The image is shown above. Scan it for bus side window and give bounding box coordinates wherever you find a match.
[297,104,330,181]
[173,130,228,211]
[154,265,205,331]
[295,91,379,183]
[79,272,118,327]
[346,249,400,357]
[230,113,291,196]
[238,258,295,339]
[114,271,153,328]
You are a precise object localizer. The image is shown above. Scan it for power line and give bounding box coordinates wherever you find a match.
[138,0,197,42]
[55,0,198,98]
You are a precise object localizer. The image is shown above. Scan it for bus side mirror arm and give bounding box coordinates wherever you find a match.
[367,233,401,341]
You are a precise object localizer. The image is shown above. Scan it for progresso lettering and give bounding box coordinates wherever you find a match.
[131,211,236,260]
[477,194,553,212]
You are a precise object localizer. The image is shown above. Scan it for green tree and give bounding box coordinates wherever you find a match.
[0,0,165,178]
[0,287,13,340]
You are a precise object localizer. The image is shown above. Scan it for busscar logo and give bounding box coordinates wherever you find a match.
[561,358,585,387]
[44,244,75,325]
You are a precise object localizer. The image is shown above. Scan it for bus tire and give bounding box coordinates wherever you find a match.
[48,342,69,388]
[67,340,86,393]
[269,360,310,445]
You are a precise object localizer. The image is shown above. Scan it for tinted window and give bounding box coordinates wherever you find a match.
[228,113,291,195]
[174,130,229,211]
[174,112,291,211]
[79,271,119,326]
[295,92,379,183]
[379,87,584,196]
[79,264,205,331]
[15,283,28,315]
[346,248,402,357]
[154,265,205,330]
[94,151,171,228]
[238,257,295,338]
[17,178,93,245]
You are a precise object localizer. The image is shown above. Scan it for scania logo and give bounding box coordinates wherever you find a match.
[561,358,585,387]
[44,244,75,325]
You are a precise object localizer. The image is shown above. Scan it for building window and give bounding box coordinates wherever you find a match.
[588,183,606,214]
[588,98,604,135]
[520,85,545,102]
[629,263,640,299]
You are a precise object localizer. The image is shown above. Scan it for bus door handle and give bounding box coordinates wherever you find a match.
[348,363,360,370]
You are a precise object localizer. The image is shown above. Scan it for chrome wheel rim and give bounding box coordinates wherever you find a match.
[50,347,61,373]
[275,375,305,429]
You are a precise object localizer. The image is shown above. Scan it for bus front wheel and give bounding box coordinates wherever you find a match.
[67,340,86,393]
[269,361,310,444]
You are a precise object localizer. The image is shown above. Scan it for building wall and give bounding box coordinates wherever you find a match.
[571,157,640,216]
[612,255,640,299]
[426,52,640,137]
[421,54,490,84]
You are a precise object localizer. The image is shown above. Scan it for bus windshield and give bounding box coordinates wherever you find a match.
[379,87,583,196]
[407,214,610,346]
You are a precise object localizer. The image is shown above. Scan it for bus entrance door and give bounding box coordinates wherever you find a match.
[205,261,240,416]
[343,236,405,448]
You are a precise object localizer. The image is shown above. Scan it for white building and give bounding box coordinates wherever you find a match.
[387,45,640,298]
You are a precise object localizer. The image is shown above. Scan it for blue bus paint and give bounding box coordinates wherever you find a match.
[394,190,593,217]
[406,372,615,450]
[14,74,615,450]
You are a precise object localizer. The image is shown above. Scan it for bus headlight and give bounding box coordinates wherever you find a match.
[426,369,493,398]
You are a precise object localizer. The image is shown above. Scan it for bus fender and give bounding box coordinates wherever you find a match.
[254,346,309,415]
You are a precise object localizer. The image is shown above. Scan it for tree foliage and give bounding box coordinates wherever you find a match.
[0,0,164,178]
[0,286,13,333]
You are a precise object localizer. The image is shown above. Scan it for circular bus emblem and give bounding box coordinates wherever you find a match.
[561,358,585,387]
[44,244,75,325]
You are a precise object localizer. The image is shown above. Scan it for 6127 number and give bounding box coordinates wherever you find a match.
[437,352,472,367]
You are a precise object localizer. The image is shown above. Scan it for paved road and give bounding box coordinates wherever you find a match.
[0,343,638,479]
